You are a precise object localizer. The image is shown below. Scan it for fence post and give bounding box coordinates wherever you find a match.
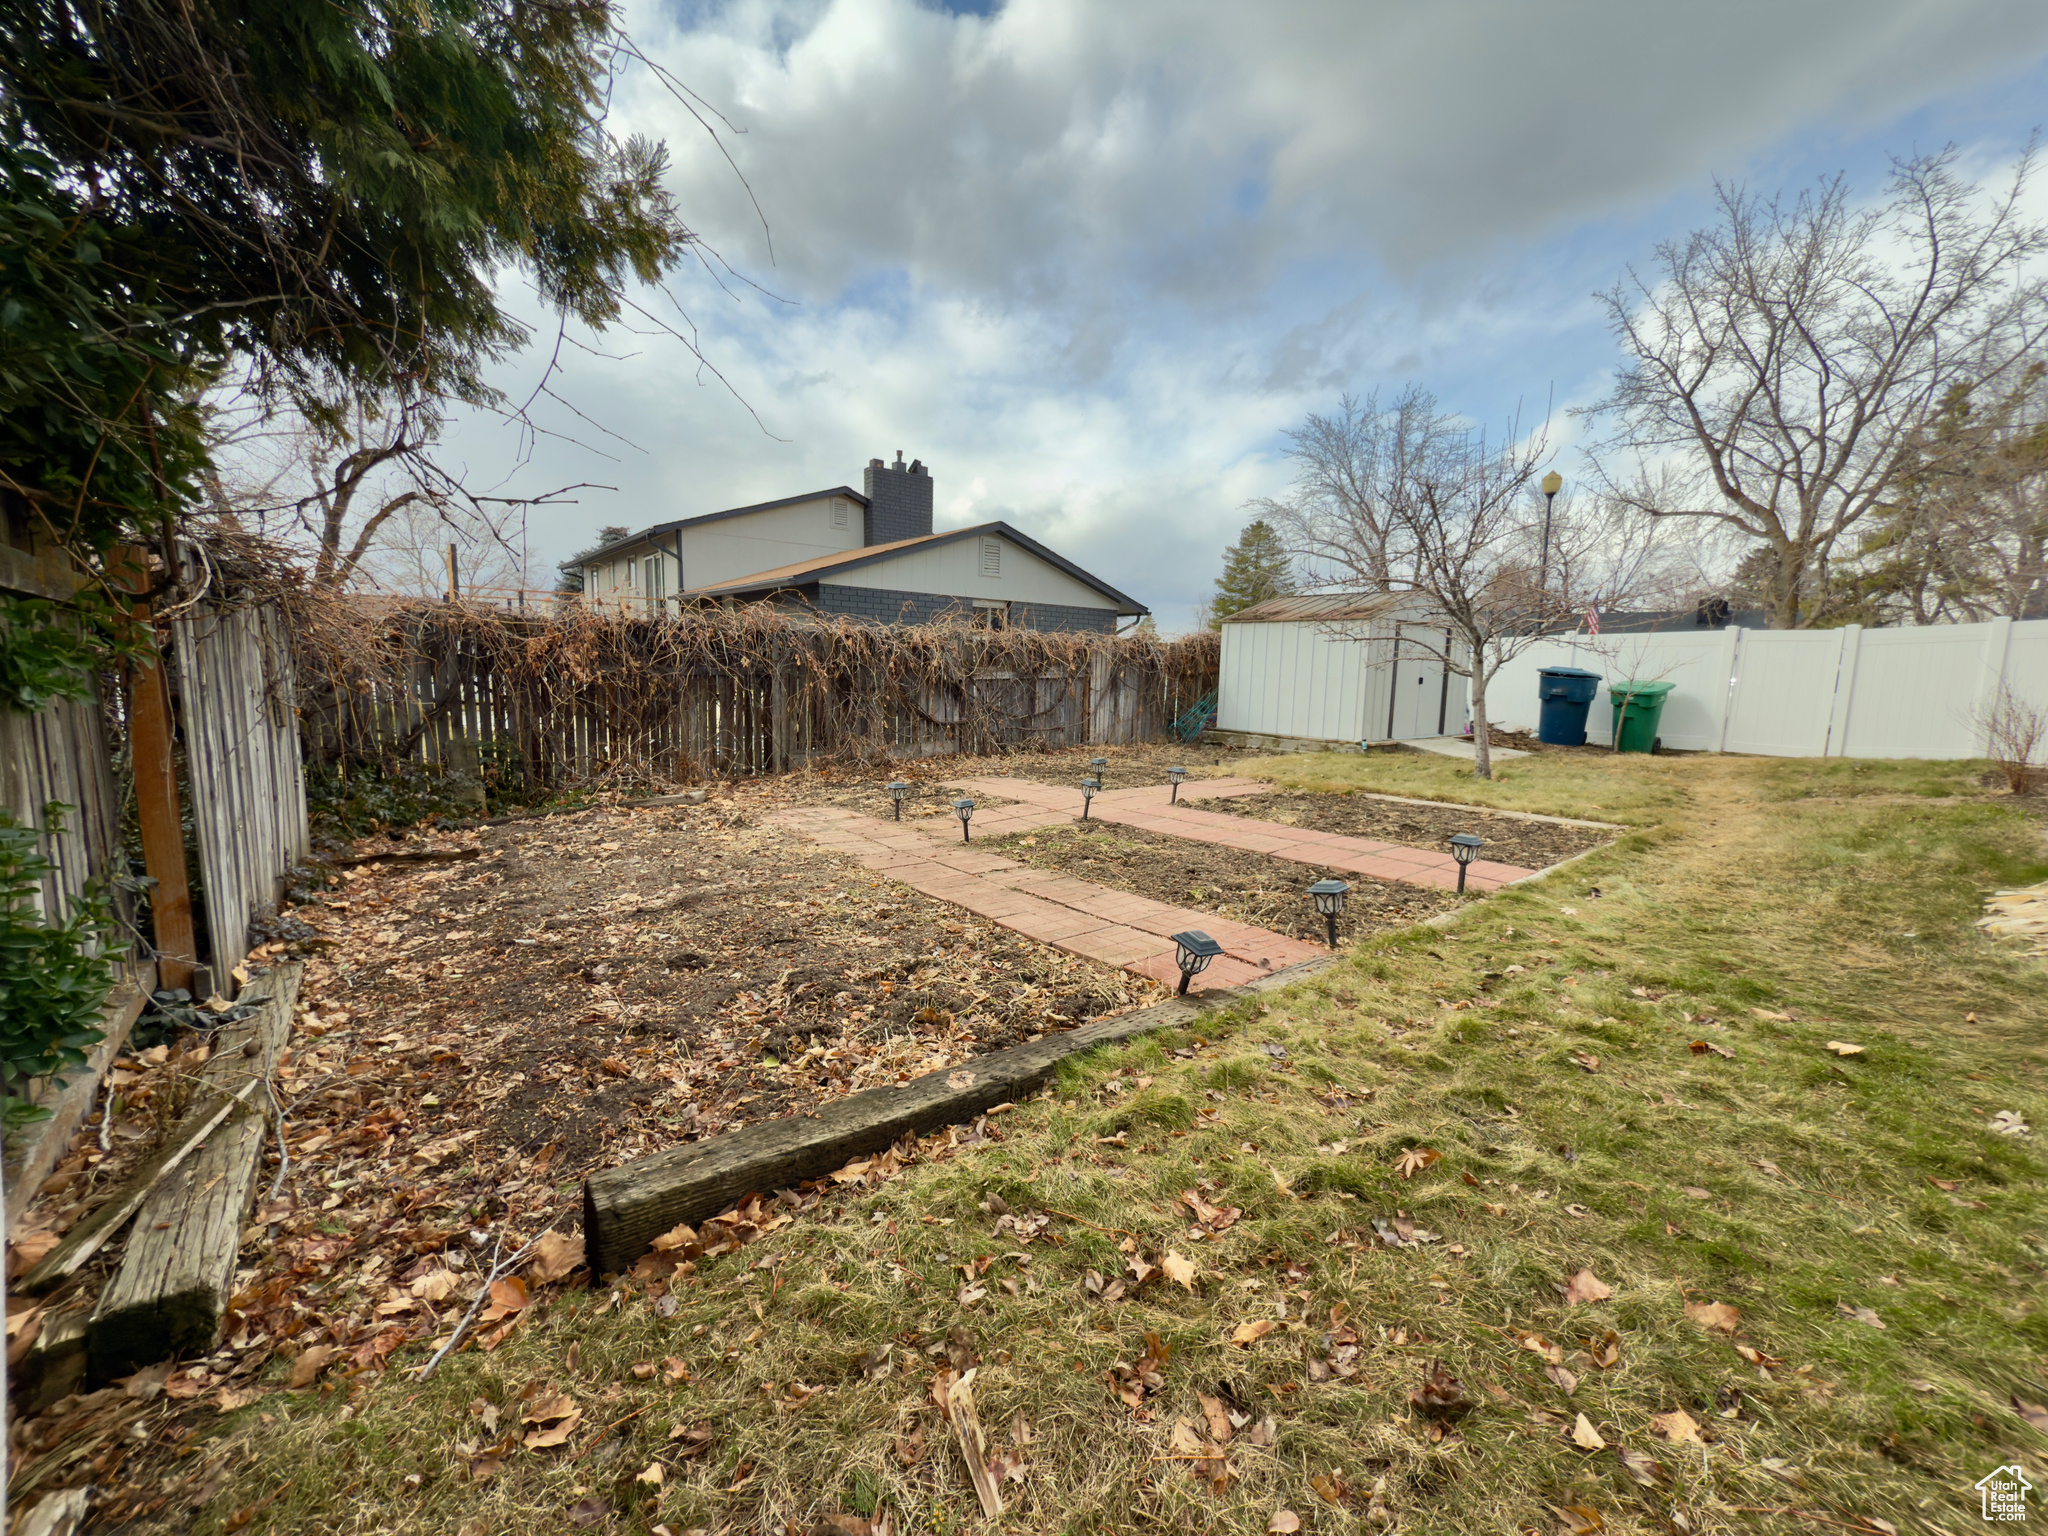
[111,547,198,993]
[1823,624,1862,758]
[1975,616,2016,756]
[1713,626,1743,754]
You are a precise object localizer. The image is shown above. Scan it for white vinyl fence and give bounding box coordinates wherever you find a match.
[1488,617,2048,759]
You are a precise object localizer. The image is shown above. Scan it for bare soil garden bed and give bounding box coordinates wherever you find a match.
[982,820,1455,944]
[5,777,1162,1513]
[1208,788,1610,870]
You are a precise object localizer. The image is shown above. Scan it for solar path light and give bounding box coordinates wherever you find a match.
[1170,930,1223,996]
[1090,756,1108,783]
[1167,765,1187,804]
[886,781,912,820]
[1448,833,1484,895]
[1308,878,1350,948]
[953,797,976,843]
[1080,776,1100,821]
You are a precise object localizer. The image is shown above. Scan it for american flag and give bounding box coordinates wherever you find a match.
[1586,604,1601,636]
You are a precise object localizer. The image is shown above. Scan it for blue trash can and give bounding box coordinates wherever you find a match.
[1536,667,1603,746]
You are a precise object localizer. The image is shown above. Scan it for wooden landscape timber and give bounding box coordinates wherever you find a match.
[583,955,1336,1275]
[86,963,301,1381]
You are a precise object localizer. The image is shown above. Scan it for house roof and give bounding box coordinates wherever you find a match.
[573,487,870,565]
[683,521,1148,615]
[1224,592,1420,623]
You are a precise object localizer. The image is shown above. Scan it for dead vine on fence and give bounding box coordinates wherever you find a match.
[184,527,1217,786]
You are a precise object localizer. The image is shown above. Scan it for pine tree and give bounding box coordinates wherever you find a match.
[1208,520,1295,627]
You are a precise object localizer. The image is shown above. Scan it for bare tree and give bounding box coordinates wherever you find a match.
[200,389,595,593]
[1253,389,1444,589]
[1586,146,2048,628]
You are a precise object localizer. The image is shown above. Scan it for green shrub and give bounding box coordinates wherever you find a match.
[0,805,119,1127]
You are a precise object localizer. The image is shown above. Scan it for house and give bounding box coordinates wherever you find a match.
[574,454,1146,632]
[1212,592,1474,749]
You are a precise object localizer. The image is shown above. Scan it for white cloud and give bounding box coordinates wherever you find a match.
[426,0,2048,630]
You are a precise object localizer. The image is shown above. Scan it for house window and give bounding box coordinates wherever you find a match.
[648,555,666,604]
[979,537,1001,578]
[626,557,638,589]
[830,498,849,530]
[973,601,1009,630]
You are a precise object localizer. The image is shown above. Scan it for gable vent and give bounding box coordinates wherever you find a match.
[830,497,849,529]
[979,537,1002,578]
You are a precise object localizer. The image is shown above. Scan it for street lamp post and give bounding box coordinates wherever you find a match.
[1539,470,1563,601]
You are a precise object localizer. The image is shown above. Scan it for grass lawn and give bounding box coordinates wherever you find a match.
[194,752,2046,1536]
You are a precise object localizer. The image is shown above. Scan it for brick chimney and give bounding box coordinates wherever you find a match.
[862,451,933,545]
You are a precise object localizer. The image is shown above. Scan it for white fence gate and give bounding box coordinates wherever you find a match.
[1490,617,2048,760]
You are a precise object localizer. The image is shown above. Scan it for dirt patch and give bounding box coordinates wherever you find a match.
[939,739,1274,790]
[983,821,1456,944]
[4,777,1160,1466]
[1207,789,1610,870]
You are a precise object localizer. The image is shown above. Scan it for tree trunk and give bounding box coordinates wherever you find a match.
[1470,664,1493,781]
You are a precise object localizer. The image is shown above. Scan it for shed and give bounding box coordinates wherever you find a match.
[1215,593,1471,748]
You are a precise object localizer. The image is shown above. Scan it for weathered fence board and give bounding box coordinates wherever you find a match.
[172,600,311,978]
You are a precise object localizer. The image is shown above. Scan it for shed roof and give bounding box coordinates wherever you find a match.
[1224,592,1423,623]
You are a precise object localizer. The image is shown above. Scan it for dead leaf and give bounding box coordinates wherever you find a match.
[1650,1409,1702,1444]
[1162,1251,1198,1292]
[893,1423,926,1466]
[410,1269,459,1303]
[1564,1268,1612,1305]
[565,1496,609,1527]
[635,1461,664,1486]
[525,1408,583,1450]
[1680,1186,1712,1200]
[1751,1008,1792,1021]
[488,1276,531,1313]
[1197,1392,1234,1444]
[1393,1146,1443,1179]
[1683,1300,1739,1334]
[1617,1446,1667,1486]
[1267,1513,1302,1534]
[1547,1364,1580,1396]
[1836,1303,1886,1329]
[1734,1344,1786,1371]
[529,1231,586,1285]
[1570,1413,1607,1450]
[1824,1041,1865,1056]
[1570,1052,1600,1074]
[1555,1505,1605,1536]
[1408,1360,1474,1419]
[2014,1396,2048,1433]
[1231,1319,1275,1347]
[1584,1332,1622,1369]
[287,1345,336,1389]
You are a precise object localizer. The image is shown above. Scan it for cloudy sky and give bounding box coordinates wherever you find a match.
[440,0,2048,630]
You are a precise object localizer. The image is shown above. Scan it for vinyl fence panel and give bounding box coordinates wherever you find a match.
[1489,617,2047,761]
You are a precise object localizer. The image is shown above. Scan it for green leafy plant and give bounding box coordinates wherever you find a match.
[0,588,152,713]
[0,804,119,1127]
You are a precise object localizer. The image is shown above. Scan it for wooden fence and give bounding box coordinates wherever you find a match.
[171,598,311,977]
[300,606,1218,785]
[0,540,126,931]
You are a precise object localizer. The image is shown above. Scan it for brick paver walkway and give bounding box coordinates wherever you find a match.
[945,776,1536,892]
[767,805,1324,993]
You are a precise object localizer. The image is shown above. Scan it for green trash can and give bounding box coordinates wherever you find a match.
[1610,680,1675,754]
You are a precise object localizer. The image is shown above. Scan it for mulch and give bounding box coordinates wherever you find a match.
[982,821,1456,945]
[1207,790,1611,871]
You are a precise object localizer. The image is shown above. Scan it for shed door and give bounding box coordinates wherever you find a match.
[1386,625,1450,740]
